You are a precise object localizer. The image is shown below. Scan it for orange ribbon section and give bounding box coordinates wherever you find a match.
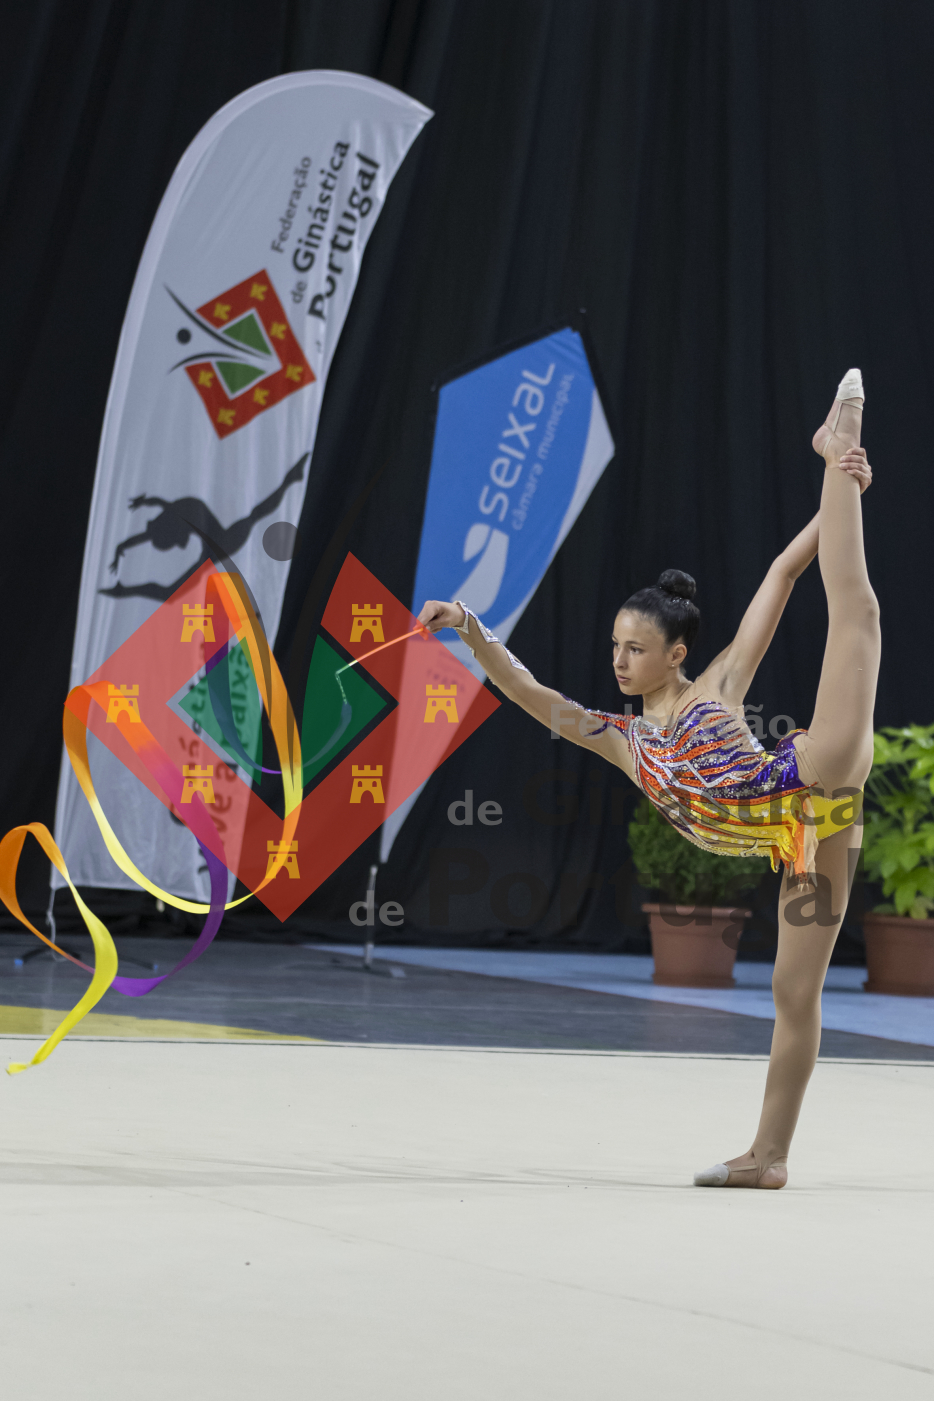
[0,568,303,1073]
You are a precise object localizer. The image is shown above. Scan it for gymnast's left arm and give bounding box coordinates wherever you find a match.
[416,598,631,771]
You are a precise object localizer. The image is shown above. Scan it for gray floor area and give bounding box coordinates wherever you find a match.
[5,1041,933,1400]
[1,935,931,1059]
[314,946,934,1048]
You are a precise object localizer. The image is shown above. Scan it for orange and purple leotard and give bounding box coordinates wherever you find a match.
[452,601,860,886]
[574,697,861,886]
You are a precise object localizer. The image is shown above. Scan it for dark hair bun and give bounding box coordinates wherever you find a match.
[622,570,701,654]
[657,569,696,602]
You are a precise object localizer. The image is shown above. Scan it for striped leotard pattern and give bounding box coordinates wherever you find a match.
[575,698,821,881]
[452,601,835,884]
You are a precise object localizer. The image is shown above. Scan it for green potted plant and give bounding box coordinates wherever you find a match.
[860,724,934,995]
[628,798,770,987]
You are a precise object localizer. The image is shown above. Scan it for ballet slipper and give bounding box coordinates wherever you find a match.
[693,1150,788,1190]
[812,368,864,462]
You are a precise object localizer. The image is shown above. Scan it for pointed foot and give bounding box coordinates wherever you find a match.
[693,1162,730,1186]
[692,1152,788,1189]
[812,368,864,460]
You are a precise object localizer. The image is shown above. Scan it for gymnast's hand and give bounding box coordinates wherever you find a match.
[417,600,468,633]
[836,446,871,493]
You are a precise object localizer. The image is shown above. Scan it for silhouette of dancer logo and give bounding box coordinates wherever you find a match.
[167,271,314,438]
[100,454,307,602]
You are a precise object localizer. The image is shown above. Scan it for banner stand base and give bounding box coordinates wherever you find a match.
[330,864,406,980]
[14,943,159,972]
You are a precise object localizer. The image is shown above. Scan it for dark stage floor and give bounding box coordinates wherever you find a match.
[1,935,930,1060]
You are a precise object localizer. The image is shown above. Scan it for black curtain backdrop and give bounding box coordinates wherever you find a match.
[2,0,932,949]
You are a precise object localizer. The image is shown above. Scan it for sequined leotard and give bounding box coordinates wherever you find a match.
[454,602,860,885]
[571,696,860,884]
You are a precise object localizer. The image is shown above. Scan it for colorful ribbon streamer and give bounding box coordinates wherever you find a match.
[0,576,429,1073]
[0,569,302,1073]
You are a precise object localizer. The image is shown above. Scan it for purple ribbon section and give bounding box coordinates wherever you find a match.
[110,841,228,997]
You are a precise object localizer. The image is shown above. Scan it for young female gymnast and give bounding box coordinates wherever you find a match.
[417,370,877,1189]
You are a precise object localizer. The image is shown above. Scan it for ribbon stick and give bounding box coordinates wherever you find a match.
[305,623,430,770]
[204,618,431,777]
[335,623,429,676]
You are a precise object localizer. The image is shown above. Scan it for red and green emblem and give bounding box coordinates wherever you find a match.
[179,271,314,438]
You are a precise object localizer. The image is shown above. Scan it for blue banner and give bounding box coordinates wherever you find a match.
[412,327,613,637]
[381,326,614,862]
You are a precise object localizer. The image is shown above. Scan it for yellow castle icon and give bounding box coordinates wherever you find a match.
[105,685,141,724]
[180,765,215,804]
[181,604,214,643]
[349,764,385,803]
[349,603,384,644]
[424,684,459,723]
[266,839,300,880]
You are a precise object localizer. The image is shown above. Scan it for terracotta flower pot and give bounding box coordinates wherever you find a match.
[642,902,751,988]
[862,913,934,996]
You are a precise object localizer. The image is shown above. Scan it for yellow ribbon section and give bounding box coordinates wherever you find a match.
[0,567,303,1073]
[217,571,304,824]
[0,823,118,1073]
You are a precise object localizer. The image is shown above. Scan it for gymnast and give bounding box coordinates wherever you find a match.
[418,370,876,1189]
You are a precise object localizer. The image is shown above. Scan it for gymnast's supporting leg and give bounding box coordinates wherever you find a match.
[745,823,863,1183]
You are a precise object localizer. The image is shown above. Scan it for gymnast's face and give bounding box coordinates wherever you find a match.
[612,610,686,696]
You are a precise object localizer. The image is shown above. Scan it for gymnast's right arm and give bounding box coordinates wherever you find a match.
[416,599,631,770]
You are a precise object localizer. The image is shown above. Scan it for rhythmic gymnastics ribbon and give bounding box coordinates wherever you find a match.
[0,569,302,1072]
[0,570,430,1073]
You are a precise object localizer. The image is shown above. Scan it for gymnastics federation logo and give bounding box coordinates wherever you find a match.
[169,270,314,439]
[79,553,498,920]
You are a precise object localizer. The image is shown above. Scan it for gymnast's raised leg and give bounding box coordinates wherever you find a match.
[703,371,881,1188]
